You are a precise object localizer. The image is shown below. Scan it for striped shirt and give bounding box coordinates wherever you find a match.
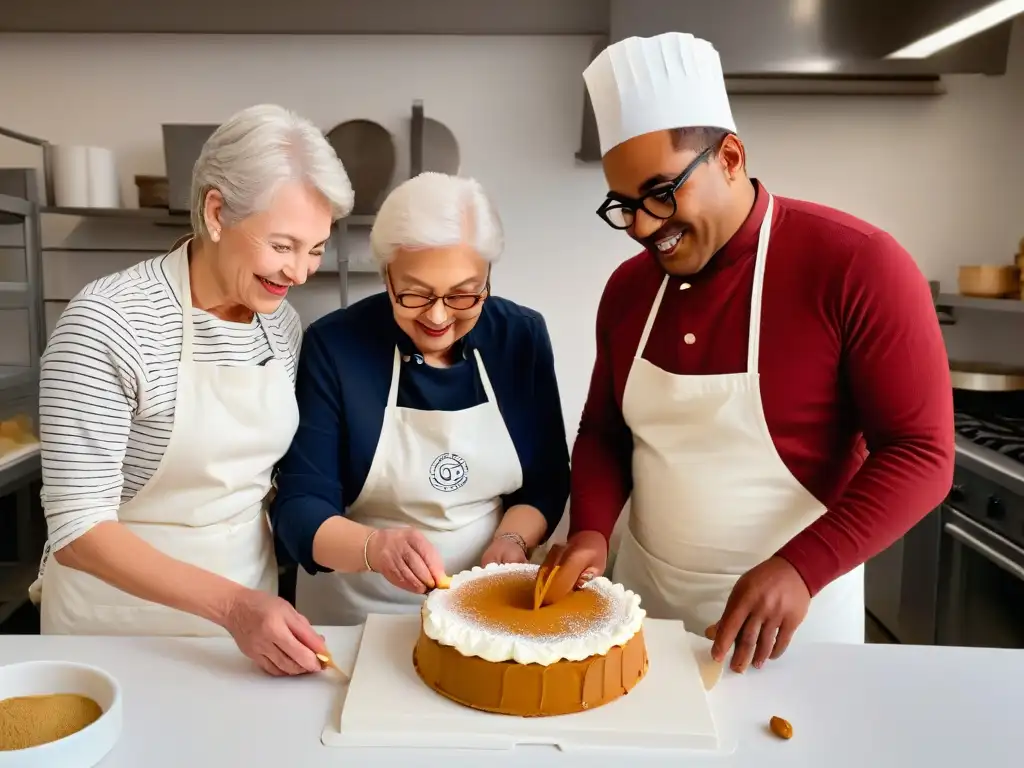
[37,251,302,571]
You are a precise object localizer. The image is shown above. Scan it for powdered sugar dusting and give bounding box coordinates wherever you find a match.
[422,562,646,665]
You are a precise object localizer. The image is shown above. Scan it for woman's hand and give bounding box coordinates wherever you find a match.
[481,534,530,566]
[554,530,609,588]
[366,528,446,594]
[223,588,327,677]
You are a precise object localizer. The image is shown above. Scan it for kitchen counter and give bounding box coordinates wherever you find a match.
[1,627,1022,767]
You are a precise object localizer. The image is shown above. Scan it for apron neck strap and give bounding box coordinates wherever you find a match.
[387,348,403,409]
[632,193,776,374]
[173,245,196,356]
[635,275,670,360]
[386,346,499,409]
[172,242,280,362]
[746,194,774,374]
[473,349,498,403]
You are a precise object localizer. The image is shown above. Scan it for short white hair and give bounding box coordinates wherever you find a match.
[191,104,354,238]
[369,172,503,275]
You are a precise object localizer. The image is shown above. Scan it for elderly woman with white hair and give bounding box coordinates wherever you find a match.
[270,172,570,626]
[29,104,353,676]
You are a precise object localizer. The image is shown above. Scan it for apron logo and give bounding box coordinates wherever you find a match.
[429,452,469,492]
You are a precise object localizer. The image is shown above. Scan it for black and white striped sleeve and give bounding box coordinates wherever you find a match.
[38,294,143,552]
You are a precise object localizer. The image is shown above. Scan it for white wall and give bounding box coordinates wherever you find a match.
[1,25,1023,439]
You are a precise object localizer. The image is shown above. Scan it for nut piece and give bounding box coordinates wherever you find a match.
[769,716,793,740]
[704,623,718,641]
[435,574,452,589]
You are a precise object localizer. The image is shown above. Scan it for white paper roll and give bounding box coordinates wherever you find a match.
[51,145,91,208]
[86,146,121,208]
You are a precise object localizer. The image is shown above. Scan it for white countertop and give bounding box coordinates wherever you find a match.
[1,627,1022,767]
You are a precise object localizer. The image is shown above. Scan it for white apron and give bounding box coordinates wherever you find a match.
[296,347,523,626]
[33,246,296,636]
[612,195,865,644]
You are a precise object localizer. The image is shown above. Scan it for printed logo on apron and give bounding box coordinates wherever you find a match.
[429,452,469,492]
[296,347,524,626]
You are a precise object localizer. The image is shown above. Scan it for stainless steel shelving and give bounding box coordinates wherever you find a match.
[0,187,44,498]
[43,205,191,226]
[0,192,44,359]
[0,184,45,629]
[936,293,1024,314]
[0,193,44,372]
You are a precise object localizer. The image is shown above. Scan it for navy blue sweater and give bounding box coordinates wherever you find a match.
[270,291,571,574]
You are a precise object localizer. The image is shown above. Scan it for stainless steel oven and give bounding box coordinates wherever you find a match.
[866,384,1024,649]
[937,497,1024,648]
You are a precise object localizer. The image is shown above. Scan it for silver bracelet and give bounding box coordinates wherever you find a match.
[363,529,379,573]
[496,531,529,556]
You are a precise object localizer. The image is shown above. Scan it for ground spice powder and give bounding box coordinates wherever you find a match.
[0,693,102,751]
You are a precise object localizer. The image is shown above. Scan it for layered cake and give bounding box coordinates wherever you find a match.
[412,562,648,717]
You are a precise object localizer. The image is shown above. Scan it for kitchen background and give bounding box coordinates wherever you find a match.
[1,19,1023,428]
[1,3,1023,641]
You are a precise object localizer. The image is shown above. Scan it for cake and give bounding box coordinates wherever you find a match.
[412,562,648,717]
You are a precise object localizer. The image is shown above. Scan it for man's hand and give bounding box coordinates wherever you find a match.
[710,556,810,673]
[223,588,327,677]
[551,530,609,588]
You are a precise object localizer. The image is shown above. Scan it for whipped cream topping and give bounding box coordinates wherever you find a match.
[421,562,646,666]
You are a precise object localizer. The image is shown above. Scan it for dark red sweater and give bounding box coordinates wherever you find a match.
[569,181,954,596]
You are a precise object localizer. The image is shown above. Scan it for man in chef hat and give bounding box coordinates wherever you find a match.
[557,33,953,672]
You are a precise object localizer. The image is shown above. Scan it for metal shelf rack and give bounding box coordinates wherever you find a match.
[0,187,44,497]
[0,193,44,362]
[0,185,45,630]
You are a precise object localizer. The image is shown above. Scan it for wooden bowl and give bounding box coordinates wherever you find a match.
[957,265,1020,298]
[134,175,168,209]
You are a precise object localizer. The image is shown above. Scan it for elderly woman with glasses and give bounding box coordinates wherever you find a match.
[270,172,570,625]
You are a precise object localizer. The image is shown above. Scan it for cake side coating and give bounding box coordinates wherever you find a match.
[413,626,649,717]
[421,562,646,665]
[414,562,649,717]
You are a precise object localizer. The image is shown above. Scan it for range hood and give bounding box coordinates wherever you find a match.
[608,0,1017,80]
[3,0,1017,77]
[4,0,1019,159]
[573,0,1021,160]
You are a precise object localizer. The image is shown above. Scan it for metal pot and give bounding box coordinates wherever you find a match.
[949,361,1024,392]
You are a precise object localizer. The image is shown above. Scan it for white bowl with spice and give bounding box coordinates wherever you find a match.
[0,660,122,767]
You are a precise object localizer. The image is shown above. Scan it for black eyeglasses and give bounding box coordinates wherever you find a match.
[596,146,715,230]
[386,268,491,311]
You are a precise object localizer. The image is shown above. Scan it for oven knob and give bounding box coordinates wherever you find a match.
[986,496,1005,520]
[949,484,966,502]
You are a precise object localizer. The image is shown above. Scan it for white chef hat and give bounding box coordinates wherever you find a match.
[583,32,737,157]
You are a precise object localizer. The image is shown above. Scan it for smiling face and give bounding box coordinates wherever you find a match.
[385,243,490,364]
[601,129,747,276]
[202,180,333,315]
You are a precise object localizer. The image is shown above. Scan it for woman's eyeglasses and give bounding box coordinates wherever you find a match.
[387,268,490,310]
[596,146,715,230]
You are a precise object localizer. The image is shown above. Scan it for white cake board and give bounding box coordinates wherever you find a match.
[321,614,736,755]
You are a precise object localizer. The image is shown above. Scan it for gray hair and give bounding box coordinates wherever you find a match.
[190,104,354,238]
[369,172,504,275]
